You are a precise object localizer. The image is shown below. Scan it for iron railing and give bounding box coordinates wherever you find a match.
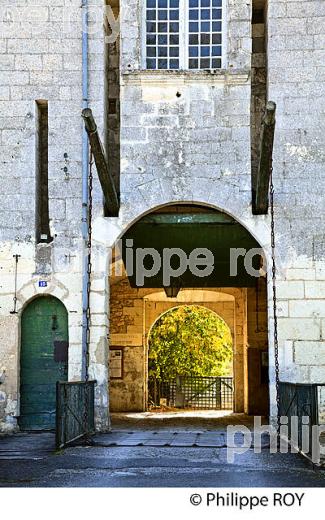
[278,382,325,460]
[149,376,233,410]
[56,380,96,449]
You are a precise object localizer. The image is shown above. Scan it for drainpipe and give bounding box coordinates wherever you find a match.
[81,0,89,381]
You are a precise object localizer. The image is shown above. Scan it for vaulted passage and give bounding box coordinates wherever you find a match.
[19,296,69,431]
[109,204,270,419]
[121,205,262,288]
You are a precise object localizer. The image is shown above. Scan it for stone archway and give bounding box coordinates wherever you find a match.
[146,302,234,411]
[144,291,241,411]
[108,203,270,418]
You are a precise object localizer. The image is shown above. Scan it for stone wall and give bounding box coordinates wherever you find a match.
[268,0,325,386]
[118,0,254,224]
[0,0,109,432]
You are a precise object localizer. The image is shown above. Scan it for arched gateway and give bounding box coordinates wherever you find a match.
[109,203,269,417]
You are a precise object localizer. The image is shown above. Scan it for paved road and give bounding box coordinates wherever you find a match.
[0,430,325,487]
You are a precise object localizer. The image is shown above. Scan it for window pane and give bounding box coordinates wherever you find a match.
[212,58,221,68]
[189,46,199,57]
[169,22,179,32]
[147,10,156,20]
[170,34,179,44]
[158,22,168,32]
[147,47,157,57]
[147,34,156,45]
[158,47,168,58]
[212,9,222,19]
[158,34,168,44]
[158,47,168,57]
[201,9,210,20]
[212,33,221,44]
[189,34,199,44]
[147,22,156,32]
[189,22,199,32]
[170,46,179,57]
[189,58,198,69]
[212,21,221,31]
[201,33,210,44]
[146,0,180,70]
[212,45,222,56]
[170,59,179,69]
[189,9,199,20]
[200,58,210,68]
[158,59,168,68]
[147,58,156,69]
[158,9,168,20]
[188,0,223,70]
[201,21,210,31]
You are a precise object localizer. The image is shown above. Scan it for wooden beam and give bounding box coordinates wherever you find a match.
[82,108,119,217]
[253,101,276,215]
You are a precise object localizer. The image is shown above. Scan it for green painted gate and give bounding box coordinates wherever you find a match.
[19,296,69,430]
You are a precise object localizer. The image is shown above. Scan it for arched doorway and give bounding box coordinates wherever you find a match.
[19,296,69,430]
[147,305,233,411]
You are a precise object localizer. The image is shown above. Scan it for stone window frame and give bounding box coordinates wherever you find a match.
[141,0,227,71]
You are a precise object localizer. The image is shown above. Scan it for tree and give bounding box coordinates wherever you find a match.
[148,306,233,381]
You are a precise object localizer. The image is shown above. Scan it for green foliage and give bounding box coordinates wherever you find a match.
[148,306,233,381]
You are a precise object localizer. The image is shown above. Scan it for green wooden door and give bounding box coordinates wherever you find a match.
[19,296,69,430]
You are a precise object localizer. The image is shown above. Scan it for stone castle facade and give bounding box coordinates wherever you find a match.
[0,0,324,432]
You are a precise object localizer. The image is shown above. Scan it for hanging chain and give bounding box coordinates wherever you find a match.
[255,276,260,333]
[85,148,94,382]
[270,165,281,436]
[83,148,93,443]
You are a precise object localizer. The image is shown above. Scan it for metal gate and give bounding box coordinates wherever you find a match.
[149,376,233,410]
[278,382,319,458]
[56,381,96,449]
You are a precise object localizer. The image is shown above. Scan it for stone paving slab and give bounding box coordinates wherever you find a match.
[93,430,268,448]
[169,433,200,447]
[0,429,271,459]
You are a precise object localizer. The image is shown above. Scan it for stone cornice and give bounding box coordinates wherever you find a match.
[121,69,250,86]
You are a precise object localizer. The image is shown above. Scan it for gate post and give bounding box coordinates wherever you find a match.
[175,375,185,408]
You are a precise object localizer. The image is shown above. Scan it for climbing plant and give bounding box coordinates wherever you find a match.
[148,305,233,381]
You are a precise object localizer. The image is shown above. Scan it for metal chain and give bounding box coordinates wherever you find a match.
[255,276,260,333]
[85,148,94,383]
[83,148,93,443]
[270,165,281,436]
